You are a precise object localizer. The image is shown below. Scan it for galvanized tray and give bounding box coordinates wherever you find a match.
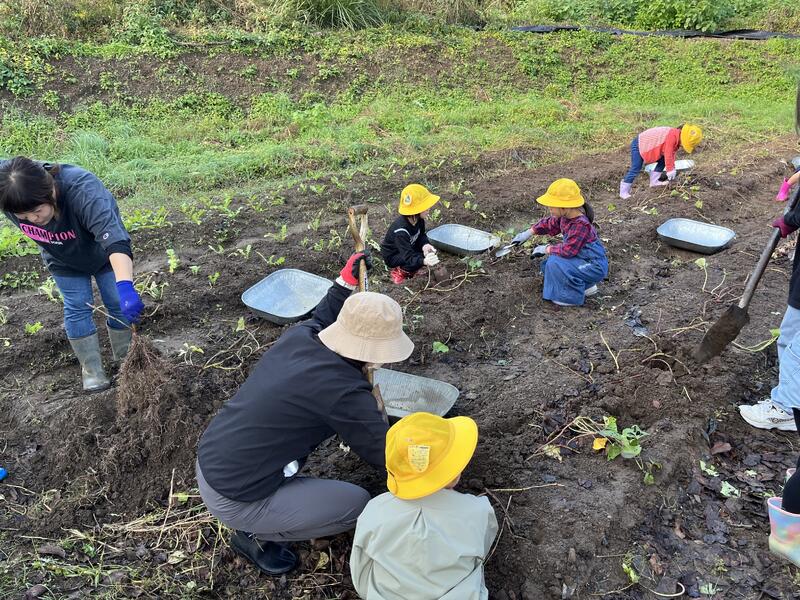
[645,159,695,173]
[657,218,735,254]
[242,269,333,325]
[427,224,500,256]
[373,368,459,418]
[791,156,800,170]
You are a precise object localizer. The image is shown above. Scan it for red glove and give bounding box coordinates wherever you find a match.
[340,251,373,286]
[773,216,798,238]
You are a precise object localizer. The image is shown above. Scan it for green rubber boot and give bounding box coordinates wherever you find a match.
[68,333,111,393]
[106,325,132,362]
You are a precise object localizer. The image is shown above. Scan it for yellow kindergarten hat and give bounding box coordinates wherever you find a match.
[536,178,585,208]
[386,412,478,500]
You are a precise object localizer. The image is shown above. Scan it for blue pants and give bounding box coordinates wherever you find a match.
[623,136,665,184]
[771,305,800,411]
[52,267,129,339]
[541,240,609,306]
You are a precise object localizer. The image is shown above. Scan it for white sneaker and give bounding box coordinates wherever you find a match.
[738,401,797,431]
[585,285,598,297]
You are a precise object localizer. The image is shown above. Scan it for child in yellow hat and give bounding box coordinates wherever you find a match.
[350,412,498,600]
[511,178,608,307]
[380,184,441,284]
[619,124,703,199]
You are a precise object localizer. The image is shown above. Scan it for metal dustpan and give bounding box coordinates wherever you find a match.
[242,268,333,325]
[427,224,500,256]
[373,368,459,418]
[645,159,695,173]
[657,218,735,254]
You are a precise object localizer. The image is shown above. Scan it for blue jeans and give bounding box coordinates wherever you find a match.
[771,305,800,411]
[623,136,665,183]
[541,239,609,306]
[52,267,129,339]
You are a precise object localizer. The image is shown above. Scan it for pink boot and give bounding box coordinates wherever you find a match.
[619,181,632,199]
[649,171,668,187]
[776,178,792,202]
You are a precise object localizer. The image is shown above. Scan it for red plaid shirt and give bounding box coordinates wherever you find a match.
[531,215,597,258]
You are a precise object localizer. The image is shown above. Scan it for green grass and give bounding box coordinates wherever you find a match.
[1,27,799,259]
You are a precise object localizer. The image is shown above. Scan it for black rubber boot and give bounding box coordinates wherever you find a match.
[230,531,298,576]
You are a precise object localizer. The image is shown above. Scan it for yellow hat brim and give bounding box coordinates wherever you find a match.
[388,416,478,500]
[536,192,585,209]
[398,193,441,216]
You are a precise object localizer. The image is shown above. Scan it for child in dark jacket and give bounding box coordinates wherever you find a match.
[381,184,441,284]
[511,178,608,307]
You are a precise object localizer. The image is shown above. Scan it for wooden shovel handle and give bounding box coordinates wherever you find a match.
[346,206,369,293]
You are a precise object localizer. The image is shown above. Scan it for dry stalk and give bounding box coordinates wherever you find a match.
[599,332,620,371]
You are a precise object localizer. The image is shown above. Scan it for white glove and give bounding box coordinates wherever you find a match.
[531,244,548,258]
[422,244,437,255]
[424,253,440,267]
[666,170,677,181]
[512,229,533,245]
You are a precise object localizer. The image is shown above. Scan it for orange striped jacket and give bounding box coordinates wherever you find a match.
[638,126,681,172]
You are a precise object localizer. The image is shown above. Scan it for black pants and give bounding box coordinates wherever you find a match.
[784,409,800,513]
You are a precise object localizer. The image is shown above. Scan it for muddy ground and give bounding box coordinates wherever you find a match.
[3,141,800,599]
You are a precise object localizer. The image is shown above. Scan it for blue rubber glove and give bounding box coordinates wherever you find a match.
[512,229,533,245]
[116,280,144,324]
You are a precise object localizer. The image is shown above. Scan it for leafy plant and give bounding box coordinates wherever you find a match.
[432,341,450,353]
[1,270,39,290]
[235,317,246,332]
[189,265,201,275]
[595,416,647,460]
[208,272,220,287]
[38,277,62,303]
[694,257,709,292]
[178,342,204,365]
[270,224,289,242]
[166,249,180,274]
[123,207,172,232]
[308,210,323,232]
[0,305,8,326]
[180,202,206,226]
[25,321,43,335]
[0,226,38,259]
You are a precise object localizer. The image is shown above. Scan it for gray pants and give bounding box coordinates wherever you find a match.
[196,462,370,542]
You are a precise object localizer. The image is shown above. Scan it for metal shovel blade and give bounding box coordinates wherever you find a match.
[495,243,516,258]
[693,305,750,364]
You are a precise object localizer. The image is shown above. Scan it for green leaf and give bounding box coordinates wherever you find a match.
[606,444,622,461]
[699,460,719,477]
[643,471,655,485]
[607,203,616,212]
[602,416,618,433]
[694,258,707,269]
[622,560,639,583]
[720,481,740,498]
[235,317,246,332]
[699,582,717,595]
[173,492,189,504]
[694,199,703,209]
[432,341,449,354]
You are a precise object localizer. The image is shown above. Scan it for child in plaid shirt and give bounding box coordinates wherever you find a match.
[511,179,608,307]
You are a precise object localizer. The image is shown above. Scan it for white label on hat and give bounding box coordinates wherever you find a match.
[408,445,430,473]
[403,194,412,205]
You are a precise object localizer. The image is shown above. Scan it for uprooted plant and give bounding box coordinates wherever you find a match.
[529,415,657,484]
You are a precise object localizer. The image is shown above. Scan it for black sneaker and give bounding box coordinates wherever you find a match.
[230,531,298,576]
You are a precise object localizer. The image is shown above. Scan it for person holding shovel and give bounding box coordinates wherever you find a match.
[511,178,608,307]
[350,412,498,600]
[381,183,441,284]
[619,124,703,199]
[742,86,800,568]
[196,252,414,576]
[0,157,143,393]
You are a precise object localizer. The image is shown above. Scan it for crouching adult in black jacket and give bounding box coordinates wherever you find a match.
[196,252,414,575]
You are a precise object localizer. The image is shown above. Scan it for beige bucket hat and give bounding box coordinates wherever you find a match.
[318,292,414,364]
